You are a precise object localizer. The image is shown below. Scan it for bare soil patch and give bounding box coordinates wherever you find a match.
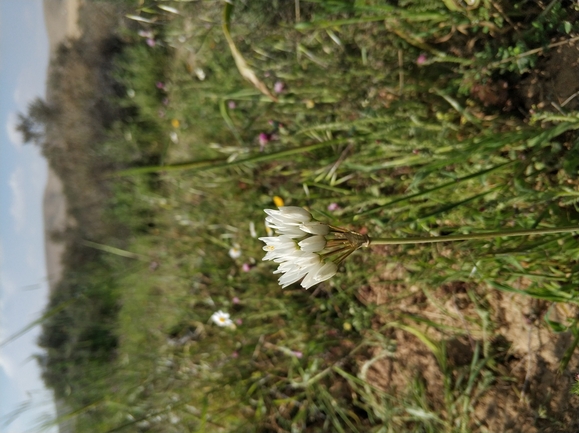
[518,40,579,113]
[357,245,579,432]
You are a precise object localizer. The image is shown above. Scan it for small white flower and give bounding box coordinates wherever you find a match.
[211,310,234,327]
[228,244,241,259]
[299,222,330,236]
[298,235,326,253]
[276,254,324,289]
[261,235,298,260]
[265,207,319,239]
[265,206,312,221]
[195,67,206,80]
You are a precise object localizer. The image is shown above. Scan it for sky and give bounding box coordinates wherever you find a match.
[0,1,58,432]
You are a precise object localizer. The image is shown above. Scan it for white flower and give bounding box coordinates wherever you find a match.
[195,67,206,80]
[211,310,234,327]
[261,235,299,261]
[264,207,331,239]
[260,207,338,289]
[228,244,241,259]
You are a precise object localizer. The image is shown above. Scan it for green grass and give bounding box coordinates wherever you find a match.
[32,0,579,432]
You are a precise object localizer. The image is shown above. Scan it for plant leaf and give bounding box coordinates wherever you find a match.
[222,2,277,102]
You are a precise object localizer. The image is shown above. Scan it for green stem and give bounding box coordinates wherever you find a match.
[369,226,579,246]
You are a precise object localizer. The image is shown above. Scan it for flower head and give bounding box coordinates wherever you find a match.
[211,310,234,327]
[258,133,271,151]
[260,206,368,289]
[229,244,242,259]
[274,80,285,94]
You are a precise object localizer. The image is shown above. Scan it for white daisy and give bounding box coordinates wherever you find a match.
[210,310,234,328]
[228,244,242,259]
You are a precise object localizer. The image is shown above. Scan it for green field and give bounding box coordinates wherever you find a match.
[22,0,579,431]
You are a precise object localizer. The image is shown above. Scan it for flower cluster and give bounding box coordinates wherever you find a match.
[259,206,369,289]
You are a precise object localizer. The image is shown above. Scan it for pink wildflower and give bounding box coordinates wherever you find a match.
[258,133,271,151]
[138,30,154,39]
[327,203,340,211]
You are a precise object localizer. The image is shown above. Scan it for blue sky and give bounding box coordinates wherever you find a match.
[0,1,57,432]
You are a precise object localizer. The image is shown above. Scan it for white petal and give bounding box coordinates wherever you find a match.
[314,262,338,282]
[278,206,312,222]
[260,235,295,248]
[266,215,301,227]
[279,260,322,288]
[279,268,308,287]
[298,235,326,253]
[299,222,330,235]
[292,252,320,265]
[300,265,323,289]
[271,226,306,238]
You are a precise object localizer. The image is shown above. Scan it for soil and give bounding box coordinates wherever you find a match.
[518,41,579,113]
[357,244,579,432]
[471,37,579,115]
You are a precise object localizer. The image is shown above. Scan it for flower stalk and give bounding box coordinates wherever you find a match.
[368,225,579,246]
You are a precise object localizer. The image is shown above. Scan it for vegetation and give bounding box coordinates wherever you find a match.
[16,0,579,431]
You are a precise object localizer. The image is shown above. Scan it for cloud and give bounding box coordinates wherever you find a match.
[13,71,45,110]
[9,168,26,232]
[5,112,24,148]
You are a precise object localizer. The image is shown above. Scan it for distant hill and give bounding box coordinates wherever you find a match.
[44,0,81,56]
[42,0,82,296]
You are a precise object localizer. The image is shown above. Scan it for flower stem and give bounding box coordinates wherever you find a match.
[369,226,579,246]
